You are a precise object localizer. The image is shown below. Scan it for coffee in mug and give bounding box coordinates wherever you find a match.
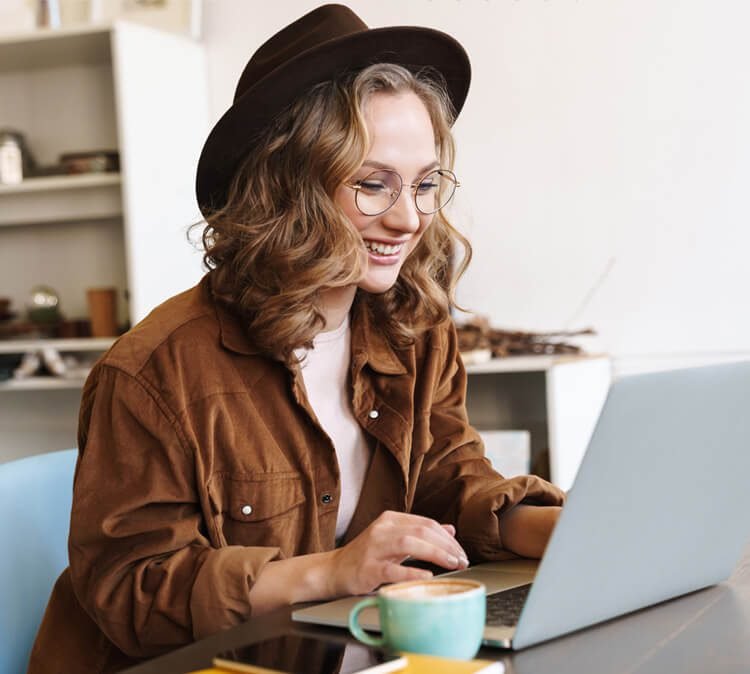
[348,578,486,660]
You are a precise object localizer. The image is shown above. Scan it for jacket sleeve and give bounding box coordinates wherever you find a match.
[411,321,566,562]
[69,364,282,658]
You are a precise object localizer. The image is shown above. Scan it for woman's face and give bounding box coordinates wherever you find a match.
[335,91,438,295]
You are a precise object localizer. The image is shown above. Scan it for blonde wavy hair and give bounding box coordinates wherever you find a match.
[202,63,472,364]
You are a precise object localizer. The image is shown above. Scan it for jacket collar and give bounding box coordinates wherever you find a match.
[203,274,260,357]
[350,297,406,376]
[207,275,406,375]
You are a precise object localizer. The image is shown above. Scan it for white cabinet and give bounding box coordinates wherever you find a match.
[0,23,208,462]
[465,354,612,491]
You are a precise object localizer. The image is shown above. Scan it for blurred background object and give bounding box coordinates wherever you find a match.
[0,298,13,321]
[0,133,23,184]
[60,150,119,174]
[0,129,36,184]
[456,314,596,360]
[26,285,61,325]
[36,0,62,28]
[86,286,118,337]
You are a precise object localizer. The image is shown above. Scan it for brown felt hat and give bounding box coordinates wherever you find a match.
[195,3,471,216]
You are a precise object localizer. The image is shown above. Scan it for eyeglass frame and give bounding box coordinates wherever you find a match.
[343,167,461,217]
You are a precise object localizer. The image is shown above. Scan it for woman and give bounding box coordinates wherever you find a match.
[30,5,564,672]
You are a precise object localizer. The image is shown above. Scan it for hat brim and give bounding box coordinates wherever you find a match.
[196,25,470,215]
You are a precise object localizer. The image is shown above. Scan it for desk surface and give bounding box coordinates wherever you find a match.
[124,545,750,674]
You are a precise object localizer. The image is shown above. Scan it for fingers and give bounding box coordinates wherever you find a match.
[379,512,468,566]
[333,512,470,597]
[387,533,468,571]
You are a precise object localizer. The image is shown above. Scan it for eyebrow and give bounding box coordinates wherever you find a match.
[361,159,440,175]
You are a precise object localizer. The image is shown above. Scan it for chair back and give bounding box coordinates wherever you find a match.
[0,449,77,674]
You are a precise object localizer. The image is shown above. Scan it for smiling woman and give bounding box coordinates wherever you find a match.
[204,62,468,358]
[28,5,565,673]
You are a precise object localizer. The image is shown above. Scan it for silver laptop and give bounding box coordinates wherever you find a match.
[293,362,750,649]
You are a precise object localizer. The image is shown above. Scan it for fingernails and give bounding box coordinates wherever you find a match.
[446,554,469,569]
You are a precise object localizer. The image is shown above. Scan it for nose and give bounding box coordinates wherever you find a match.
[381,186,422,233]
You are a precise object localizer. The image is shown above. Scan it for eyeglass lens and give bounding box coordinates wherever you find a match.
[355,169,458,216]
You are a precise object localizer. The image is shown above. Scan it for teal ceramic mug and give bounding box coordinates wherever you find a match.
[348,578,486,660]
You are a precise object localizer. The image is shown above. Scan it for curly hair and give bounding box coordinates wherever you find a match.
[201,63,472,364]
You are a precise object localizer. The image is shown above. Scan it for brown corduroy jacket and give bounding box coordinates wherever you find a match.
[29,275,564,673]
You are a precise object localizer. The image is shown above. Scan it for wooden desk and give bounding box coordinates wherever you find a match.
[123,545,750,674]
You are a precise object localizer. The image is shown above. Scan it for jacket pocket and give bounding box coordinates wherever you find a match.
[208,472,306,551]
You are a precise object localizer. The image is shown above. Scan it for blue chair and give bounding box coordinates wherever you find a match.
[0,449,77,674]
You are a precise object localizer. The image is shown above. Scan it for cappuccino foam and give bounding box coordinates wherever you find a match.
[382,580,479,600]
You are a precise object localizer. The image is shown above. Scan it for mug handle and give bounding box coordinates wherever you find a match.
[348,597,386,647]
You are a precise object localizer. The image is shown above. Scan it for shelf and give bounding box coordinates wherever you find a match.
[0,173,120,195]
[0,25,111,73]
[0,337,115,355]
[465,353,607,375]
[0,173,122,226]
[0,376,87,392]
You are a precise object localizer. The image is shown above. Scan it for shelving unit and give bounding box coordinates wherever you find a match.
[465,354,611,491]
[0,21,208,463]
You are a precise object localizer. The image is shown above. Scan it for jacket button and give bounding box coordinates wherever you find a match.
[241,504,253,516]
[321,493,333,505]
[368,409,379,420]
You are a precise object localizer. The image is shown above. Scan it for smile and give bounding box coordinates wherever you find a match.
[364,240,404,256]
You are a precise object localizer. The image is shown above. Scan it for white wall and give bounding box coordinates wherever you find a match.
[201,0,750,375]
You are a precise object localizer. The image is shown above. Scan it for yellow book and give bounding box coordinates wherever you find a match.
[398,653,504,674]
[194,652,504,674]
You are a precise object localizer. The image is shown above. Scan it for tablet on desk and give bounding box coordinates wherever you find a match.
[213,633,405,674]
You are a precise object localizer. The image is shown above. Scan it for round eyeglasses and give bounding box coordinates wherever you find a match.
[344,168,460,217]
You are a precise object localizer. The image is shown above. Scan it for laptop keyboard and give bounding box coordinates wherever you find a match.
[485,583,532,627]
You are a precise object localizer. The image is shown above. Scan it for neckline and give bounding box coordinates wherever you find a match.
[312,313,350,345]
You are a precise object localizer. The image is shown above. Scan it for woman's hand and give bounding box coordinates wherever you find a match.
[325,510,469,597]
[498,504,562,559]
[248,510,468,614]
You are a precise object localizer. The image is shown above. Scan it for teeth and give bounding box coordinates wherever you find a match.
[365,240,402,255]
